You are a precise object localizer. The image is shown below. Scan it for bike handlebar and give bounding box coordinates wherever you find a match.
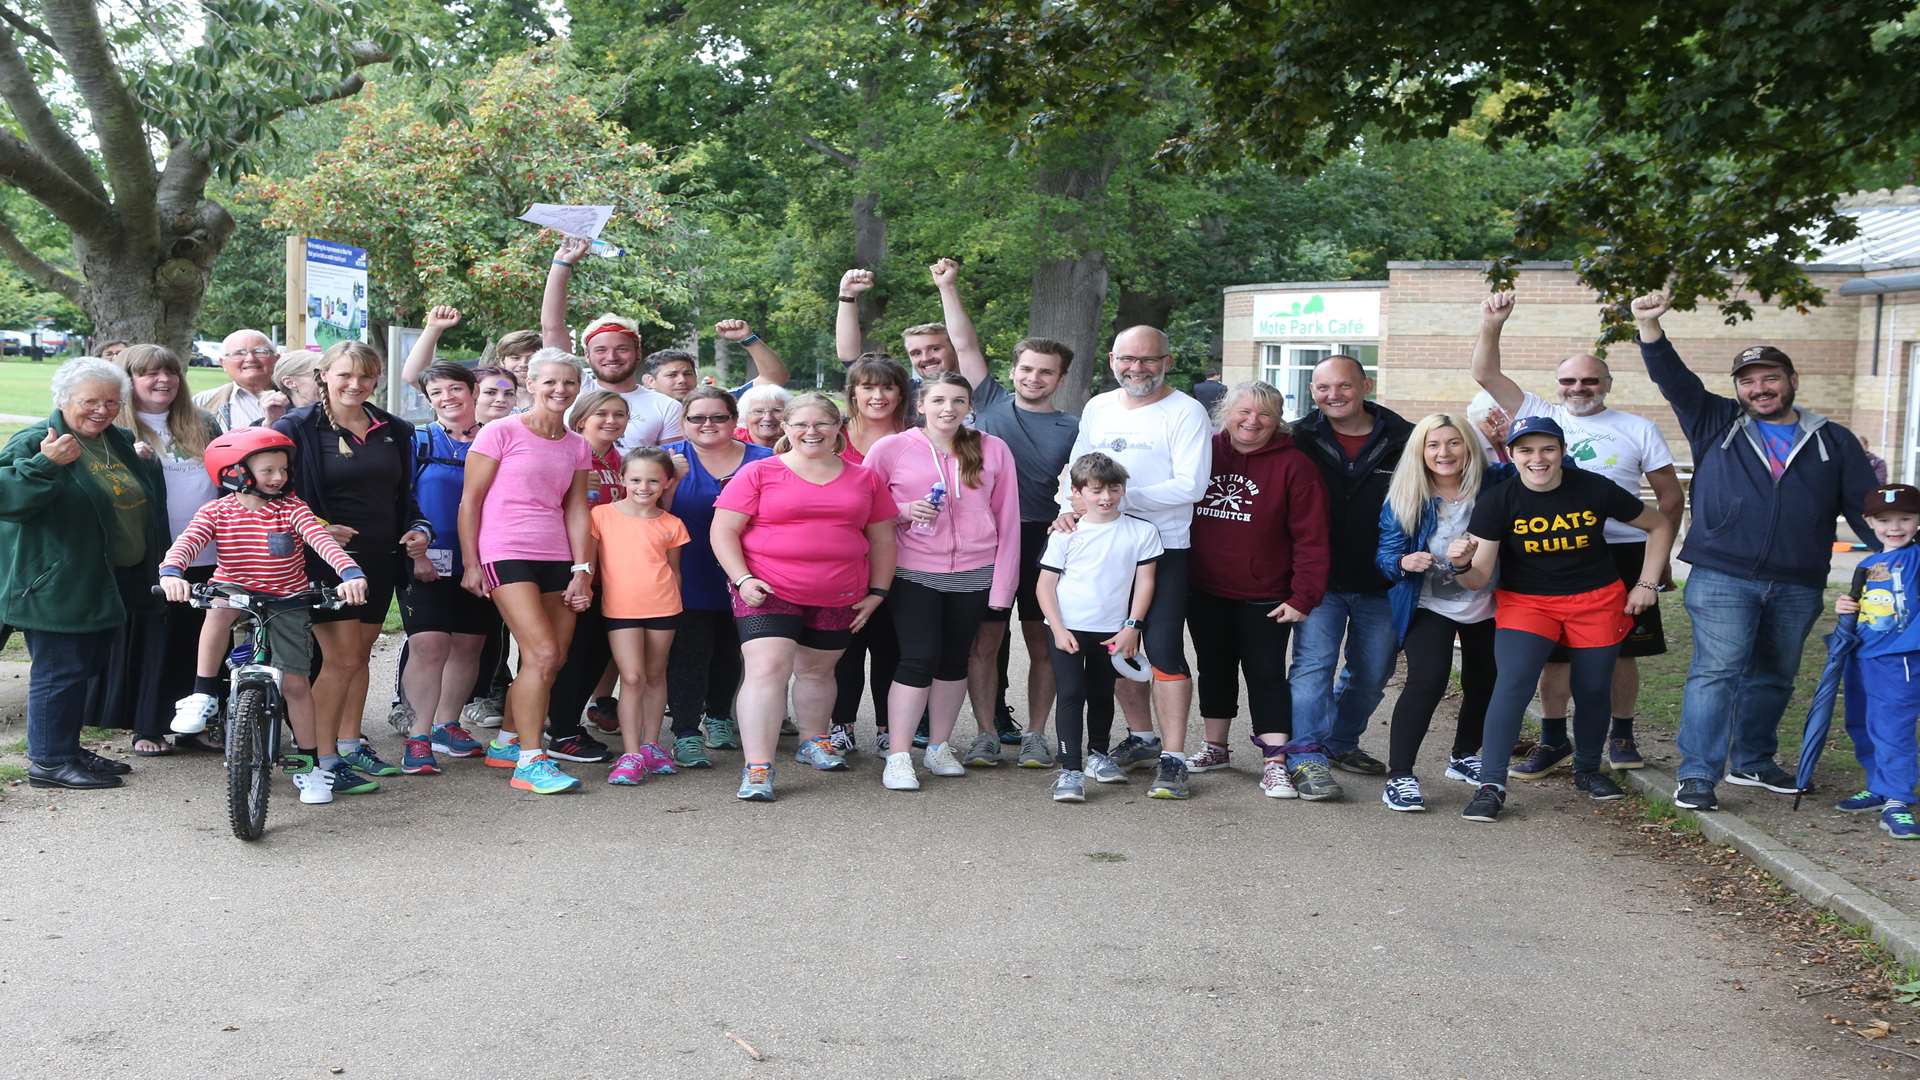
[150,582,348,610]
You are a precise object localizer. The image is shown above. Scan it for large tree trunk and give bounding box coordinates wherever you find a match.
[1029,148,1117,415]
[1112,287,1175,338]
[73,193,231,356]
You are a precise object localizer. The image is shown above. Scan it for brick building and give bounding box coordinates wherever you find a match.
[1220,198,1920,475]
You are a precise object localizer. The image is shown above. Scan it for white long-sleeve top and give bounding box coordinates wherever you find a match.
[1056,388,1211,548]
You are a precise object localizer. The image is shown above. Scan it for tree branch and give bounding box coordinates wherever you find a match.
[0,4,57,52]
[40,0,157,246]
[0,211,84,304]
[800,133,862,170]
[0,128,111,233]
[0,22,104,200]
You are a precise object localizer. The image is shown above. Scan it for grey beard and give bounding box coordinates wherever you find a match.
[1122,374,1165,398]
[1561,395,1607,417]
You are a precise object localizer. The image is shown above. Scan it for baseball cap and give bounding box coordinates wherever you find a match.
[1506,415,1565,447]
[1865,484,1920,517]
[1731,345,1794,376]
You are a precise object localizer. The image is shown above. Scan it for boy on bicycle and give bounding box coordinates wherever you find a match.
[158,428,367,804]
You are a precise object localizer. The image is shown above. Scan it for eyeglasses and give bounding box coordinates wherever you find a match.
[1114,354,1169,366]
[686,414,733,426]
[788,421,837,431]
[226,347,277,359]
[1557,377,1604,387]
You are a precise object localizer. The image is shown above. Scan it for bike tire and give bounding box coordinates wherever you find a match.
[226,683,272,840]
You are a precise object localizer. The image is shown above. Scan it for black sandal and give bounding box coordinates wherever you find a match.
[130,736,175,756]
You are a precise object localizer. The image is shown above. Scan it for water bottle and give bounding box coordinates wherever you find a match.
[914,481,946,534]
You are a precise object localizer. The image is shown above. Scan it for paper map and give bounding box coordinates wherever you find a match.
[518,203,614,240]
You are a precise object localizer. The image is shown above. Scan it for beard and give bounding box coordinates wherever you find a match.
[1561,393,1607,417]
[1121,372,1165,398]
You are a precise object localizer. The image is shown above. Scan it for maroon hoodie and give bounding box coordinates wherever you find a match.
[1190,431,1330,611]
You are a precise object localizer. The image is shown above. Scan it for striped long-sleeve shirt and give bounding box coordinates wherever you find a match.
[160,493,363,595]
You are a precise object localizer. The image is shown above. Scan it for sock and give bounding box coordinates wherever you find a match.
[318,754,342,771]
[1540,717,1568,746]
[491,733,519,749]
[926,742,945,754]
[335,739,358,758]
[193,674,224,696]
[1206,741,1228,752]
[1611,715,1635,740]
[1164,750,1187,763]
[1131,732,1160,746]
[517,748,542,766]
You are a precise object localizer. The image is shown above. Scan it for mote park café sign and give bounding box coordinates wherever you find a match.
[1252,290,1381,339]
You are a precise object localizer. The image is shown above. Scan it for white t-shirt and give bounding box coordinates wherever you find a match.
[1038,514,1164,633]
[1513,391,1674,544]
[576,378,684,453]
[1418,495,1495,623]
[1055,389,1211,548]
[137,411,220,567]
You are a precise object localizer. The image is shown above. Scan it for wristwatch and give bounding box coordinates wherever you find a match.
[570,562,593,575]
[1122,618,1145,629]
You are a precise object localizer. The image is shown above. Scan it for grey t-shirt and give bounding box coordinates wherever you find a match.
[972,374,1080,522]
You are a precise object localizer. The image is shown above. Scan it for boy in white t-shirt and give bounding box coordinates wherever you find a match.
[1037,453,1163,802]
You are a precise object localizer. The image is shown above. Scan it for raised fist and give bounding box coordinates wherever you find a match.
[426,305,462,332]
[929,258,959,288]
[714,320,755,342]
[840,268,874,295]
[1630,291,1672,323]
[1481,291,1515,327]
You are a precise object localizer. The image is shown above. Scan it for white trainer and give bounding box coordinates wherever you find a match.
[460,697,504,729]
[170,692,219,735]
[923,743,966,777]
[295,768,336,805]
[882,751,921,790]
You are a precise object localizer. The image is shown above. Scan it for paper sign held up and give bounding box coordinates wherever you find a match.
[519,203,614,240]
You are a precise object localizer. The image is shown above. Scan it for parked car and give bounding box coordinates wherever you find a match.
[190,340,222,367]
[1,329,52,358]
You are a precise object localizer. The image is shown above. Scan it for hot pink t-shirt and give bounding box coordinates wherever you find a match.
[715,456,895,607]
[471,416,592,562]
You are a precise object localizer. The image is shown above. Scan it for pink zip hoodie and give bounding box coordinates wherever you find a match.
[863,427,1021,609]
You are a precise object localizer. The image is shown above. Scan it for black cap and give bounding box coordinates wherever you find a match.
[1731,345,1794,377]
[1506,415,1566,447]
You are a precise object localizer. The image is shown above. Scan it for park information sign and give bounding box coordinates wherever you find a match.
[1252,290,1380,339]
[304,239,369,348]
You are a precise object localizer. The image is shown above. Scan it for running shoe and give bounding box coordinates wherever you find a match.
[1260,757,1297,799]
[1382,774,1425,812]
[1328,748,1387,775]
[1017,732,1052,769]
[795,736,850,772]
[1052,769,1087,802]
[1606,736,1645,770]
[1725,763,1797,794]
[344,743,401,777]
[1444,754,1483,785]
[586,696,620,734]
[484,739,519,769]
[1147,755,1191,800]
[1836,789,1890,814]
[1509,741,1572,779]
[871,728,895,759]
[638,742,678,775]
[828,723,857,756]
[736,762,775,801]
[401,737,441,775]
[673,735,713,769]
[546,731,612,763]
[1187,743,1232,773]
[1108,734,1162,772]
[386,700,416,736]
[431,722,485,758]
[1289,760,1342,802]
[705,716,741,750]
[1882,804,1920,840]
[511,754,581,794]
[331,762,379,795]
[962,732,1002,767]
[995,703,1022,745]
[1084,751,1127,784]
[170,692,219,735]
[295,768,335,805]
[461,696,504,729]
[1461,784,1506,822]
[883,752,921,790]
[1573,771,1625,801]
[1673,778,1719,811]
[608,753,647,785]
[780,716,799,737]
[924,743,966,777]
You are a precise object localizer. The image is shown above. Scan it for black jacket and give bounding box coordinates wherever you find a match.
[273,402,431,572]
[1292,402,1414,594]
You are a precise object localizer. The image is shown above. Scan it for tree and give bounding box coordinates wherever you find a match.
[900,0,1920,341]
[0,1,436,354]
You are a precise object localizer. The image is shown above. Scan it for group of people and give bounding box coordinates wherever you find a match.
[2,247,1907,833]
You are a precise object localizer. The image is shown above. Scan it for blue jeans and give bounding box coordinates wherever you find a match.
[24,626,115,766]
[1287,591,1396,764]
[1677,566,1824,783]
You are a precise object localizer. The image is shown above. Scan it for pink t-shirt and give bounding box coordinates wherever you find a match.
[715,457,895,607]
[471,416,592,562]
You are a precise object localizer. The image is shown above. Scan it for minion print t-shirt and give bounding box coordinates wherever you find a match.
[1857,545,1920,659]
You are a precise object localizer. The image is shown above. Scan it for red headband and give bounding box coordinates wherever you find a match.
[584,323,638,345]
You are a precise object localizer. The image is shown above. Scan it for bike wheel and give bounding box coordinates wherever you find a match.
[226,683,272,840]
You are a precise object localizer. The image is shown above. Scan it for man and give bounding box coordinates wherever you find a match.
[543,239,681,451]
[642,320,789,402]
[1054,326,1211,799]
[1286,356,1413,800]
[932,258,1080,770]
[1471,291,1684,773]
[1192,370,1227,413]
[836,268,959,380]
[1632,291,1879,812]
[194,328,284,432]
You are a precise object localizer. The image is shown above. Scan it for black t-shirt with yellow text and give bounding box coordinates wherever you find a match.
[1467,467,1646,595]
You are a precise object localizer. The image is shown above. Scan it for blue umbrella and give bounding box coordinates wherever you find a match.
[1794,565,1871,809]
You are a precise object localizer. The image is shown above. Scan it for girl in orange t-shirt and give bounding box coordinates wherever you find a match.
[590,448,690,784]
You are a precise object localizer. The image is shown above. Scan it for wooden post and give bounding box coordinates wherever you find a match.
[284,236,307,349]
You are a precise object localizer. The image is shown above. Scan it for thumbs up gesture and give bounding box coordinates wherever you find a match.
[40,429,79,466]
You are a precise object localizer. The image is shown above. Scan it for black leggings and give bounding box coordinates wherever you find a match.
[1388,609,1496,776]
[890,577,990,688]
[1050,630,1119,771]
[833,595,899,730]
[1479,628,1619,788]
[1187,589,1293,737]
[667,608,742,737]
[546,595,609,740]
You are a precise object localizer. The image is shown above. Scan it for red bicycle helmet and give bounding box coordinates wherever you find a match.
[204,427,296,496]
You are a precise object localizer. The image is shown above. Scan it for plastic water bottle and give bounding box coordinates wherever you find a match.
[914,481,946,534]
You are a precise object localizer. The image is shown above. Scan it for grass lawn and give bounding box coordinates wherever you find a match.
[0,355,228,419]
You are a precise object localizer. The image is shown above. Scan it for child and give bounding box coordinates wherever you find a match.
[159,428,369,804]
[1835,483,1920,839]
[591,447,690,784]
[1035,453,1161,802]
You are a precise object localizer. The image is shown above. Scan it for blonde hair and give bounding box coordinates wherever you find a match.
[774,392,848,455]
[315,341,383,457]
[272,350,322,400]
[569,389,629,433]
[1213,380,1291,437]
[117,344,210,459]
[1386,413,1488,536]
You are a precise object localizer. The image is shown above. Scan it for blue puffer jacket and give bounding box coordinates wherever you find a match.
[1374,464,1515,644]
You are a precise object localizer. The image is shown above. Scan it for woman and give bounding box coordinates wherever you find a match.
[449,365,527,735]
[474,366,521,424]
[711,393,896,801]
[118,344,222,755]
[487,330,542,412]
[459,347,595,794]
[1185,381,1330,799]
[737,383,788,448]
[661,388,773,768]
[1454,416,1676,822]
[275,342,432,795]
[389,361,501,773]
[1374,413,1505,812]
[273,351,324,410]
[0,357,168,788]
[832,356,912,751]
[862,373,1020,789]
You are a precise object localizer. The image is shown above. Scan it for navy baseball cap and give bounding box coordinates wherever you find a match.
[1506,415,1566,447]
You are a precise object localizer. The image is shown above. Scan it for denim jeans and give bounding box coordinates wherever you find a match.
[1677,565,1824,783]
[1287,591,1396,764]
[25,626,115,765]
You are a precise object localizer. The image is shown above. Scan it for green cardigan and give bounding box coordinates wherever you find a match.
[0,411,170,633]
